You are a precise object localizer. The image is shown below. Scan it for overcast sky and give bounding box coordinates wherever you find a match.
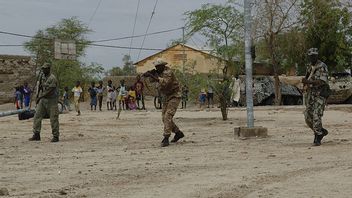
[0,0,228,70]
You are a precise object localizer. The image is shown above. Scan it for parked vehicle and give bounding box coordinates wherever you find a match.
[238,76,303,106]
[327,72,352,104]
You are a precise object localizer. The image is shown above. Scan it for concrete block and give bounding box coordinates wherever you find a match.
[234,126,268,138]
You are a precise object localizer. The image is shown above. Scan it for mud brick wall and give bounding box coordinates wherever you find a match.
[0,55,36,104]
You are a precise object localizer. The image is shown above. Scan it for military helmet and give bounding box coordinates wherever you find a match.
[153,58,168,66]
[307,48,318,56]
[41,63,51,69]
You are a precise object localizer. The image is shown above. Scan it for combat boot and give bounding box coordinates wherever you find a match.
[29,133,40,141]
[51,136,59,143]
[313,134,317,144]
[171,131,184,143]
[313,134,322,146]
[161,136,170,147]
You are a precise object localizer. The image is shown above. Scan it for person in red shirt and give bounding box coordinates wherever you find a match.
[134,75,145,110]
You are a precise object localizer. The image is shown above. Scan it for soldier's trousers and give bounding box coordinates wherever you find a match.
[304,93,326,135]
[33,98,59,137]
[162,97,181,137]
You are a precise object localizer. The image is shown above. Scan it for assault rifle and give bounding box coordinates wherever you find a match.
[142,69,160,82]
[35,71,44,104]
[142,69,158,77]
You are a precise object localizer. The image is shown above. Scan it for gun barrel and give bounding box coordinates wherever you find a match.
[0,109,28,118]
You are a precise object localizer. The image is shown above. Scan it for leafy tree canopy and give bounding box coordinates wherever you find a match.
[107,55,136,76]
[301,0,352,72]
[185,1,244,68]
[23,17,104,92]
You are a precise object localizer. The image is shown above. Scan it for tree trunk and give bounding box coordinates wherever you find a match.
[267,34,282,105]
[219,61,229,121]
[273,71,282,105]
[219,95,228,120]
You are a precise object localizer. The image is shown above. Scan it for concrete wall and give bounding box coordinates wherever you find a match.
[0,55,35,104]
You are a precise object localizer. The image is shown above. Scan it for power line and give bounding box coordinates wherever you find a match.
[89,43,212,51]
[0,29,214,52]
[0,30,42,39]
[137,0,159,60]
[87,27,183,42]
[129,0,141,57]
[88,0,103,26]
[0,28,183,43]
[0,44,25,47]
[89,43,162,51]
[0,43,213,52]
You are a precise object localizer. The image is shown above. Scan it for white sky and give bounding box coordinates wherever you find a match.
[0,0,228,70]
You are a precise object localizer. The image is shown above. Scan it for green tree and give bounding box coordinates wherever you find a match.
[252,0,300,105]
[24,17,93,92]
[255,29,307,75]
[167,39,184,48]
[174,60,208,103]
[301,0,352,72]
[122,54,136,75]
[81,62,105,82]
[185,1,244,120]
[107,67,124,76]
[275,29,307,75]
[106,54,136,76]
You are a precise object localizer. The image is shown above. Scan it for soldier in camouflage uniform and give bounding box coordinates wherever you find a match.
[302,48,329,146]
[29,63,60,142]
[143,58,184,147]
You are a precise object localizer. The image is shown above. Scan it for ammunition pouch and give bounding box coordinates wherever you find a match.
[319,84,331,99]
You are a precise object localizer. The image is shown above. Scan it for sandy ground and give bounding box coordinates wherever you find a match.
[0,100,352,198]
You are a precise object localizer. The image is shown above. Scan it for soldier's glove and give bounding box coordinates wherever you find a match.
[302,78,310,85]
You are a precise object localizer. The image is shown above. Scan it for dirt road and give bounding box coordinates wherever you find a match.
[1,103,351,198]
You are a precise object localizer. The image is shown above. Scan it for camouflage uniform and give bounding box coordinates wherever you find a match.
[304,60,328,136]
[158,66,182,137]
[33,73,60,138]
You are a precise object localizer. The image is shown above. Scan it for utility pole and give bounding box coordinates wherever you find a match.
[244,0,254,128]
[235,0,267,138]
[182,26,186,74]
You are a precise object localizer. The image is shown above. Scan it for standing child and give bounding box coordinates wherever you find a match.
[23,82,31,108]
[14,87,22,109]
[63,86,71,111]
[127,86,137,110]
[72,81,83,116]
[199,88,207,110]
[106,80,114,110]
[207,75,214,108]
[118,79,127,110]
[88,81,98,111]
[96,81,104,111]
[181,85,189,109]
[111,86,117,111]
[18,85,24,109]
[134,75,145,110]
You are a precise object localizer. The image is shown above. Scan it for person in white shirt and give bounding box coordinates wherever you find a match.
[230,75,241,107]
[72,81,83,116]
[106,80,114,110]
[111,86,117,110]
[118,80,127,110]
